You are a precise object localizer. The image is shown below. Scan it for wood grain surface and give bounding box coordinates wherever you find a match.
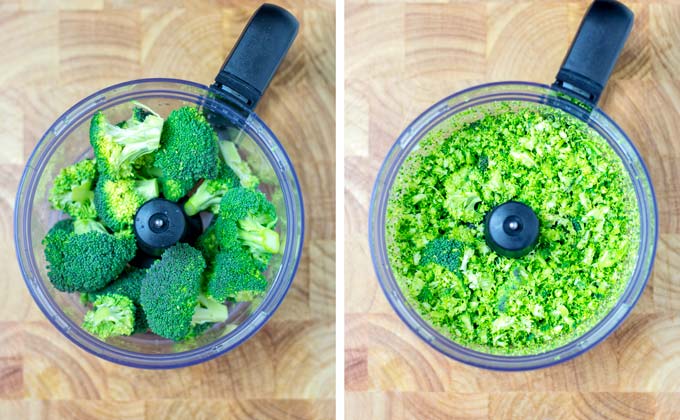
[0,1,335,419]
[345,1,680,419]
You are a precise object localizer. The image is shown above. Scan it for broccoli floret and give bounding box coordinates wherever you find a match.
[421,237,465,273]
[89,267,145,303]
[192,293,229,324]
[153,107,220,201]
[82,294,135,340]
[90,109,163,180]
[49,159,97,220]
[196,222,219,262]
[219,141,259,189]
[215,188,280,269]
[183,163,240,216]
[83,267,149,333]
[139,243,207,341]
[207,247,267,301]
[94,177,159,231]
[43,220,136,292]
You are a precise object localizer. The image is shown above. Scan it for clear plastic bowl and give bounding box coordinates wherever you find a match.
[369,82,657,371]
[14,78,304,369]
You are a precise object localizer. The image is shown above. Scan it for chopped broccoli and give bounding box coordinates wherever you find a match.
[90,109,163,180]
[183,162,240,216]
[82,294,135,340]
[207,247,267,301]
[387,103,640,354]
[420,237,465,273]
[49,159,98,220]
[94,177,159,231]
[43,219,136,292]
[153,107,220,201]
[215,188,280,269]
[139,243,206,341]
[219,141,259,189]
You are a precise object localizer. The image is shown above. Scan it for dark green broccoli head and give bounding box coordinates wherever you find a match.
[43,219,75,288]
[49,159,97,220]
[215,188,280,269]
[90,267,146,304]
[421,237,464,273]
[153,107,220,201]
[82,294,135,340]
[43,220,136,292]
[139,243,206,341]
[94,177,159,231]
[90,109,163,180]
[183,162,240,216]
[207,247,267,302]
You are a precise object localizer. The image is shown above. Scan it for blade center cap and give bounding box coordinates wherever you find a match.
[484,201,540,258]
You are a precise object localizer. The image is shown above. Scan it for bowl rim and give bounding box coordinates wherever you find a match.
[369,80,659,371]
[14,77,305,369]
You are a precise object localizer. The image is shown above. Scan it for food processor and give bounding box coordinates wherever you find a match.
[369,0,657,370]
[14,4,304,368]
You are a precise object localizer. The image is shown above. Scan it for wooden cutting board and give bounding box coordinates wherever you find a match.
[0,1,335,419]
[346,1,680,419]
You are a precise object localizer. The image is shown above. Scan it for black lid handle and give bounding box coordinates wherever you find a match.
[553,0,633,105]
[212,4,299,112]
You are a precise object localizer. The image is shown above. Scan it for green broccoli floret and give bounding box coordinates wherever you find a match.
[43,219,136,292]
[196,222,219,262]
[94,177,159,231]
[49,159,97,220]
[215,188,280,269]
[153,107,220,201]
[420,237,465,273]
[207,247,267,301]
[139,243,207,341]
[84,268,148,333]
[219,141,259,189]
[183,163,240,216]
[82,294,135,340]
[87,267,145,302]
[90,109,163,180]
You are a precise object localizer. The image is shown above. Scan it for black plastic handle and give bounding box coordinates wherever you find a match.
[553,0,633,105]
[212,4,299,112]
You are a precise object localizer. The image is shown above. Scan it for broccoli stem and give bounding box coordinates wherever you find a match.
[191,294,229,325]
[70,180,94,203]
[184,182,223,216]
[73,219,108,235]
[219,141,258,188]
[238,228,280,254]
[133,179,160,202]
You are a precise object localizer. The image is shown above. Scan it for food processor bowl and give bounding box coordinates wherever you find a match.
[369,81,657,370]
[15,78,304,368]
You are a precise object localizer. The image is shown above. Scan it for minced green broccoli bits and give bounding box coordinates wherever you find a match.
[386,103,639,354]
